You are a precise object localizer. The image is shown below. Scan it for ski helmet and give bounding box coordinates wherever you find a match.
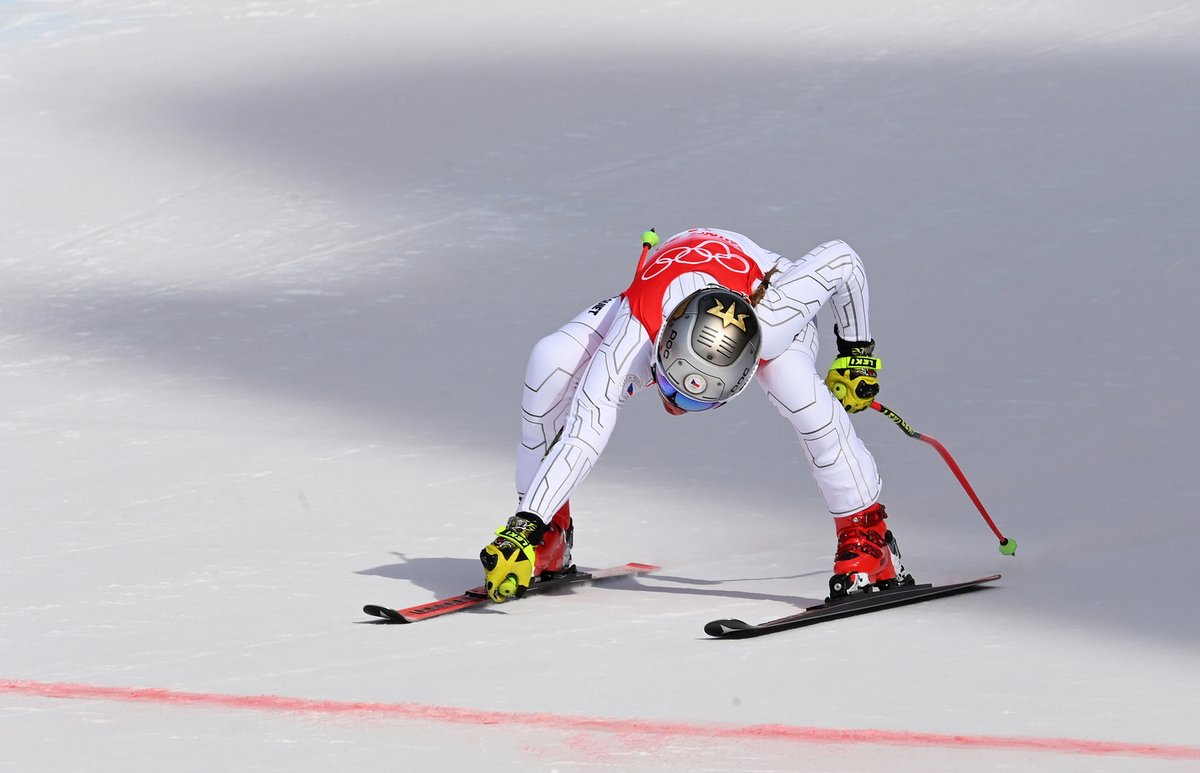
[654,287,762,412]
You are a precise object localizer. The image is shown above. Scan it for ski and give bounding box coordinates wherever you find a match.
[704,574,1001,639]
[363,562,659,623]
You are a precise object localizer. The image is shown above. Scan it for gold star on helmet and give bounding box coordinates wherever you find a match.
[706,299,749,332]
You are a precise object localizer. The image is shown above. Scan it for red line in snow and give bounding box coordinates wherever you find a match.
[4,678,1198,761]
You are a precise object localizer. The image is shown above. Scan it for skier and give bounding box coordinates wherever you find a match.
[480,228,911,603]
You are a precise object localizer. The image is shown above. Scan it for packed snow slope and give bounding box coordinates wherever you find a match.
[2,1,1198,771]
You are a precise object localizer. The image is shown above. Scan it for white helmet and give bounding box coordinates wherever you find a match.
[654,288,762,412]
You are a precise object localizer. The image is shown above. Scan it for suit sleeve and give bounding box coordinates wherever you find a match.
[519,299,653,519]
[755,240,871,362]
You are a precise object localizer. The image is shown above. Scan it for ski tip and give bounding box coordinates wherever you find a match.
[626,562,661,572]
[703,619,752,637]
[362,604,412,623]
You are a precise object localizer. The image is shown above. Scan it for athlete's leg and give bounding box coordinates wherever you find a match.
[755,322,881,515]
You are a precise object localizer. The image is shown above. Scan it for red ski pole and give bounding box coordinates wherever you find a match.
[870,401,1017,556]
[635,228,659,273]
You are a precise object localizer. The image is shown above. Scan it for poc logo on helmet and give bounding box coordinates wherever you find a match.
[654,288,762,408]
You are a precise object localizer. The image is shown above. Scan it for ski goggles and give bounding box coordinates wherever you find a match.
[654,368,725,413]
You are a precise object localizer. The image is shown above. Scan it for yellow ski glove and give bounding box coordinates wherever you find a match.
[825,338,880,413]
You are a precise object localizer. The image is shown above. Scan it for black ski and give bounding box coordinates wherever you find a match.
[364,562,658,623]
[704,574,1001,639]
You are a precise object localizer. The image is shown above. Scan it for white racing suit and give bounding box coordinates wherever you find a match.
[516,228,880,520]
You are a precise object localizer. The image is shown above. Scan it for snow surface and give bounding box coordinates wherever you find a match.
[2,1,1199,770]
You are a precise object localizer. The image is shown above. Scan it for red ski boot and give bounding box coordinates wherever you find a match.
[534,502,574,577]
[828,503,912,600]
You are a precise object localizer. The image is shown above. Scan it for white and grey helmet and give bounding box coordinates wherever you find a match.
[654,287,762,412]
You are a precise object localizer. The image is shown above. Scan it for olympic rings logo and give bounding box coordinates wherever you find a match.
[640,239,753,280]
